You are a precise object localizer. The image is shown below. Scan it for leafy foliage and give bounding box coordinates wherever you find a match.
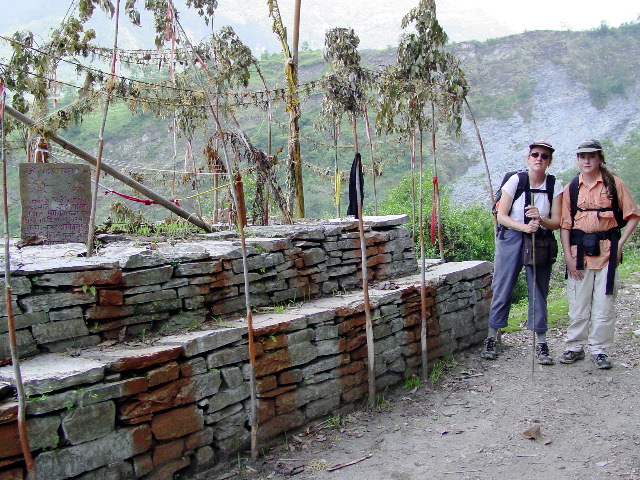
[375,173,495,262]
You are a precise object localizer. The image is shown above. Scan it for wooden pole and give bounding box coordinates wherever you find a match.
[354,154,376,406]
[3,105,213,233]
[1,84,36,480]
[419,129,429,381]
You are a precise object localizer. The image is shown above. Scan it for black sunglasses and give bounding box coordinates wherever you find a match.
[530,152,550,160]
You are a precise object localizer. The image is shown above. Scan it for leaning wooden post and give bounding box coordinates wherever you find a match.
[1,83,36,480]
[3,105,213,233]
[354,154,376,406]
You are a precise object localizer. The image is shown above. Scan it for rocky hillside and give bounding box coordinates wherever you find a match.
[449,25,640,202]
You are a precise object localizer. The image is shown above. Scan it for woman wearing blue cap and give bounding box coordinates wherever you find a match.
[481,141,563,364]
[559,140,639,369]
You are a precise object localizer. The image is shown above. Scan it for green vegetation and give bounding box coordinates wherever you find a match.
[375,173,495,262]
[428,355,458,383]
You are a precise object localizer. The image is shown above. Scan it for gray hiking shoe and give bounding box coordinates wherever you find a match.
[481,337,498,360]
[536,343,554,365]
[559,349,585,364]
[592,354,612,370]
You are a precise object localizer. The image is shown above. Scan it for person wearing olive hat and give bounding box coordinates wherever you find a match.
[559,140,640,369]
[482,141,563,364]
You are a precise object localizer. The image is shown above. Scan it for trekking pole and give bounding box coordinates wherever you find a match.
[531,231,537,379]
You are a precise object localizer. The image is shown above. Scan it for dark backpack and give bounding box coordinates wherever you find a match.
[492,171,555,220]
[568,174,627,229]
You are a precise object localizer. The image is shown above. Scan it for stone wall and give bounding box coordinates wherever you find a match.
[1,216,416,360]
[0,217,492,480]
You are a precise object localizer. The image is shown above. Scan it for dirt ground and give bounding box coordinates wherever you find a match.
[218,269,640,480]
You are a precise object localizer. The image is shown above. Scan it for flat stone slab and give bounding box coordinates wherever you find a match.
[1,245,118,275]
[157,328,245,357]
[0,354,106,395]
[80,344,183,372]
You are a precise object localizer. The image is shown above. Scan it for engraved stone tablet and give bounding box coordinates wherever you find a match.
[20,163,92,244]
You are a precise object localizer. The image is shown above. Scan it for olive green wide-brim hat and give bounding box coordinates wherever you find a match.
[576,139,603,153]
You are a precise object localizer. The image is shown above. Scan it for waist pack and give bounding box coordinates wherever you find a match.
[522,232,558,266]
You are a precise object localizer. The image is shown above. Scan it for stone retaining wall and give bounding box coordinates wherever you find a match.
[1,216,416,360]
[0,217,492,480]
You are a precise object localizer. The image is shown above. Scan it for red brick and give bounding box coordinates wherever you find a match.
[338,360,364,376]
[258,385,296,399]
[119,377,195,419]
[67,269,123,286]
[342,384,368,403]
[277,370,303,385]
[130,424,153,457]
[341,332,367,352]
[153,438,185,466]
[144,457,190,480]
[256,375,277,394]
[257,399,275,423]
[260,334,287,351]
[254,349,292,377]
[258,411,304,440]
[151,404,204,440]
[0,423,20,459]
[351,344,368,361]
[275,391,296,415]
[98,289,124,306]
[84,305,134,320]
[147,362,180,388]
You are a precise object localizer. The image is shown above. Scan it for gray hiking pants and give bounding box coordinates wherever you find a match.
[488,227,553,333]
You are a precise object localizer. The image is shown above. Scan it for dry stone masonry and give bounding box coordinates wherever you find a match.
[0,216,492,480]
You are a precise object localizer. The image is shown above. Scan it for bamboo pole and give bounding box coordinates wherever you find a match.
[87,0,121,257]
[418,129,429,382]
[431,101,444,262]
[1,84,36,480]
[3,105,213,233]
[171,12,260,460]
[354,153,376,406]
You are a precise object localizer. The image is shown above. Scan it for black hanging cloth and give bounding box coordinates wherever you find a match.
[347,152,364,218]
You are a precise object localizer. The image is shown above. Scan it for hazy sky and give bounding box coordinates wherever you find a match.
[211,0,640,49]
[4,0,640,52]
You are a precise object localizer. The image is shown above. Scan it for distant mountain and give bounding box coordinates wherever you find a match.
[3,7,640,222]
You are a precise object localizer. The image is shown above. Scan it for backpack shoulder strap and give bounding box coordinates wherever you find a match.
[569,174,580,228]
[513,171,530,202]
[545,174,556,207]
[611,177,625,228]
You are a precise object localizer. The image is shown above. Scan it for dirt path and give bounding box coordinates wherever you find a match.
[222,272,640,480]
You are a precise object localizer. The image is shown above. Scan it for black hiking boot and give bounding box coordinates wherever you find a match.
[592,354,612,370]
[536,343,554,365]
[481,337,498,360]
[559,349,585,364]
